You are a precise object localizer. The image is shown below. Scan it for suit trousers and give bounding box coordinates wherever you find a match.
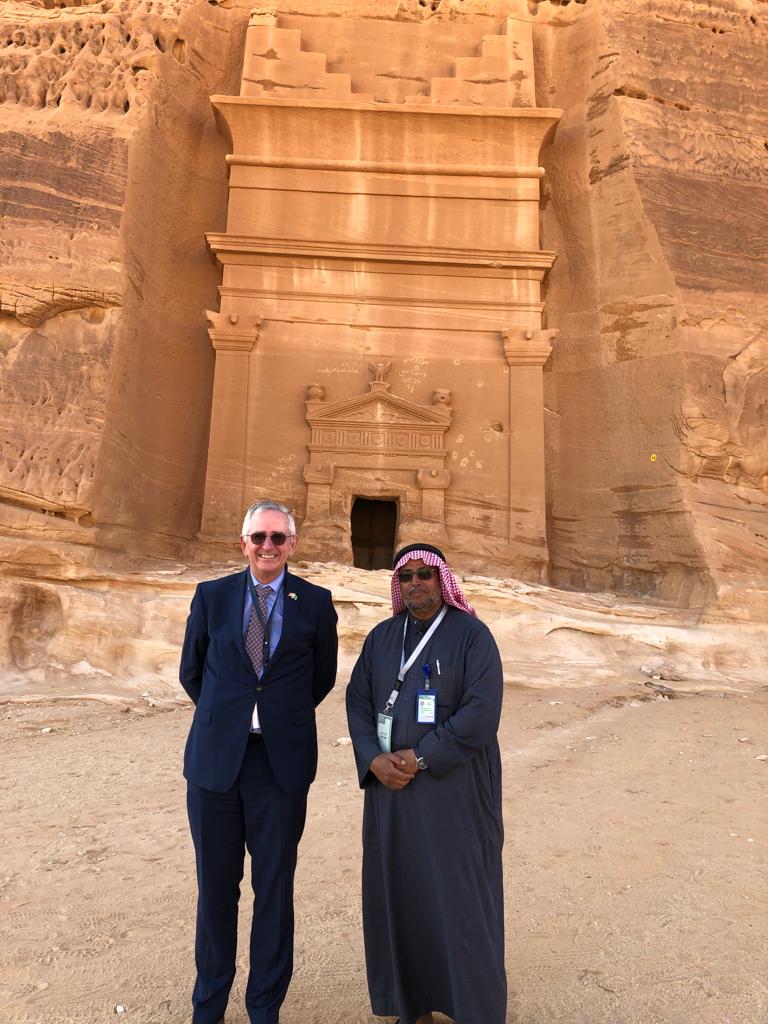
[187,734,308,1024]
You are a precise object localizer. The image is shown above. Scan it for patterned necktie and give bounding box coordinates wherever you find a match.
[245,584,272,676]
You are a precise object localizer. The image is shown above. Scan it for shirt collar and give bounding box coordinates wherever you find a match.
[248,568,286,594]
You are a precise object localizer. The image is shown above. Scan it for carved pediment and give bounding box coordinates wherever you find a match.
[305,382,452,464]
[307,388,451,429]
[333,401,435,426]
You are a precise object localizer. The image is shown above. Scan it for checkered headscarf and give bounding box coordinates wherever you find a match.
[391,547,476,617]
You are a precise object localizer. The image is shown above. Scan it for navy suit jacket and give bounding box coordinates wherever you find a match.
[179,569,338,794]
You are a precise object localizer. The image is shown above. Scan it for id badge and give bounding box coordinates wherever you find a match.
[377,711,394,752]
[416,689,438,725]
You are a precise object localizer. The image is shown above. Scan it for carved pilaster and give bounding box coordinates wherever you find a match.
[417,467,451,522]
[499,326,558,553]
[302,462,334,522]
[199,312,263,538]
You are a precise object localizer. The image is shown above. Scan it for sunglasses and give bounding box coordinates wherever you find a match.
[245,532,293,546]
[397,568,437,582]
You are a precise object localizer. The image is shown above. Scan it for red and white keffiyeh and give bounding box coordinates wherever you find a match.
[391,548,475,617]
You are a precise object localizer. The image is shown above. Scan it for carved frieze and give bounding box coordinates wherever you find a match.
[305,382,452,464]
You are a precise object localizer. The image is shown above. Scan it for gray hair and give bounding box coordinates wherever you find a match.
[241,500,297,538]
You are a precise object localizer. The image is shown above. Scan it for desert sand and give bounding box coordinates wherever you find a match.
[1,563,767,1024]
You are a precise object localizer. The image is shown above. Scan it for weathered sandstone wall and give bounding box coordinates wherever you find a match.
[0,0,765,620]
[534,0,767,616]
[0,0,247,572]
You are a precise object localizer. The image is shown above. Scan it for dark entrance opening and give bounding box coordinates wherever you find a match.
[351,498,398,570]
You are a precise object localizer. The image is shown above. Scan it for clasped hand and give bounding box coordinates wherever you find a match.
[370,749,418,790]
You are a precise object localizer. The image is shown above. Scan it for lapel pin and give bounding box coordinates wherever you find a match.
[288,592,298,601]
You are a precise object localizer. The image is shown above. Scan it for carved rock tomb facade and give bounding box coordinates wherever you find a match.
[201,11,560,575]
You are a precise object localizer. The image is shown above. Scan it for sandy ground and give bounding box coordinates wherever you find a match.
[1,677,766,1024]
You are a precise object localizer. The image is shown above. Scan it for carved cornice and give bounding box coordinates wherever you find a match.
[225,154,546,178]
[212,94,562,122]
[207,234,557,271]
[206,311,262,353]
[211,96,561,187]
[220,284,546,317]
[501,327,559,367]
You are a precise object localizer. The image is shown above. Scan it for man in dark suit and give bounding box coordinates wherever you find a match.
[180,499,338,1024]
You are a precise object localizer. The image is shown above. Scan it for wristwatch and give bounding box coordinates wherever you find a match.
[416,755,428,771]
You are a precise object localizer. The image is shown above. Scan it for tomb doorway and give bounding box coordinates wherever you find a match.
[351,498,398,571]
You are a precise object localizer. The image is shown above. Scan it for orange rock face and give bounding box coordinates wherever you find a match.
[0,0,246,563]
[0,0,765,618]
[533,0,768,616]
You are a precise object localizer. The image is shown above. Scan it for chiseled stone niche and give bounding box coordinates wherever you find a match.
[200,8,560,578]
[301,370,454,553]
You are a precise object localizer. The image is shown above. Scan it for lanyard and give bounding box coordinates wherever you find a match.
[246,574,283,668]
[382,605,447,713]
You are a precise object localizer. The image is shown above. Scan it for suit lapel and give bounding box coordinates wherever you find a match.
[230,569,255,676]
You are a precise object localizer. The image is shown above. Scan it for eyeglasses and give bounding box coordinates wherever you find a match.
[245,532,293,546]
[397,568,437,582]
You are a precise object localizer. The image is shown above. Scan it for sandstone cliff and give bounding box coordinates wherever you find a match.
[0,0,247,571]
[535,0,767,616]
[0,0,765,622]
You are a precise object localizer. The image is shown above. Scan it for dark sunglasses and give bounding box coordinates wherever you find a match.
[397,568,437,582]
[245,531,292,546]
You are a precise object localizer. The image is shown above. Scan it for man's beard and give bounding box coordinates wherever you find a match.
[404,590,442,616]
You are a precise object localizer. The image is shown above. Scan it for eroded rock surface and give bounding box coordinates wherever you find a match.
[0,562,765,703]
[0,0,765,620]
[0,0,247,553]
[536,0,768,616]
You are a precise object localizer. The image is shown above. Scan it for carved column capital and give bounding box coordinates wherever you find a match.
[206,311,263,353]
[501,326,558,367]
[303,464,334,485]
[417,469,451,490]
